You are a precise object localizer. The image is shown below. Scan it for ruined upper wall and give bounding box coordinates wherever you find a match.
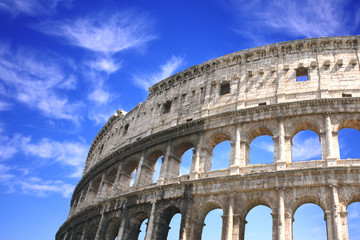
[84,35,360,174]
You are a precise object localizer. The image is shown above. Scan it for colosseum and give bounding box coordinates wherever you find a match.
[57,35,360,240]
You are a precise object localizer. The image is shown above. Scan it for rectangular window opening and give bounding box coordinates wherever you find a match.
[296,68,308,82]
[220,82,230,95]
[342,93,352,97]
[258,102,267,106]
[163,101,172,114]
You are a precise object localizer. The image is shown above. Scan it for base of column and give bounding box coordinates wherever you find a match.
[276,161,287,170]
[229,165,240,175]
[190,172,199,180]
[157,178,165,185]
[326,158,337,167]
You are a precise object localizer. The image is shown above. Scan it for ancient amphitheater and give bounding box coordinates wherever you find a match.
[57,36,360,240]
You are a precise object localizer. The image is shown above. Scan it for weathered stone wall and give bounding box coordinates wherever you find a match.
[57,36,360,240]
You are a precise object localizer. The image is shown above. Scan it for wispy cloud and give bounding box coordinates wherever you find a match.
[0,0,72,17]
[0,164,75,197]
[0,134,88,178]
[133,56,184,91]
[0,42,83,122]
[292,133,322,161]
[36,10,156,54]
[229,0,360,44]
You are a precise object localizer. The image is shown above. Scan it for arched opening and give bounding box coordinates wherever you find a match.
[293,203,326,240]
[155,206,181,239]
[129,169,136,187]
[152,156,162,183]
[249,135,274,164]
[125,212,148,240]
[180,148,193,176]
[105,167,118,194]
[85,223,98,240]
[168,213,181,239]
[338,128,360,159]
[211,141,231,171]
[292,130,321,162]
[104,218,121,240]
[347,202,360,239]
[202,208,224,239]
[138,219,147,240]
[174,141,194,176]
[245,205,272,240]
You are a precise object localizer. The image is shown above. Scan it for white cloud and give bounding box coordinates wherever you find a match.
[36,11,156,54]
[0,134,88,178]
[254,140,274,153]
[88,89,110,105]
[133,56,184,91]
[292,135,322,161]
[89,57,122,74]
[230,0,360,42]
[0,0,72,16]
[0,42,83,122]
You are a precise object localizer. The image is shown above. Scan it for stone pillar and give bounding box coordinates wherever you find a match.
[340,210,349,240]
[145,201,157,240]
[159,143,171,180]
[284,212,293,240]
[166,154,181,179]
[325,210,334,240]
[191,133,204,179]
[83,180,94,204]
[117,208,127,240]
[230,124,241,175]
[271,212,278,240]
[94,209,106,240]
[277,118,287,170]
[241,141,249,166]
[224,195,234,240]
[320,132,327,160]
[111,163,123,194]
[134,150,146,187]
[96,171,107,200]
[277,188,285,240]
[325,113,337,166]
[233,214,246,240]
[331,185,343,240]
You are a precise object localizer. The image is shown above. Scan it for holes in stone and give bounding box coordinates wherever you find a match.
[211,141,231,171]
[202,209,223,239]
[123,124,129,135]
[245,205,272,240]
[258,102,267,106]
[249,135,274,164]
[129,169,136,187]
[138,219,148,240]
[292,130,321,162]
[186,118,193,122]
[152,157,162,183]
[163,101,172,114]
[347,202,360,239]
[220,82,230,95]
[296,68,308,81]
[342,93,352,97]
[293,203,326,239]
[339,128,360,159]
[168,213,181,239]
[180,148,193,176]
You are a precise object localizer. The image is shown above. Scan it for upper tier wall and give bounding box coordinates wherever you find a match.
[84,35,360,174]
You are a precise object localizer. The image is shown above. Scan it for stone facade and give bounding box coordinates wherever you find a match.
[57,36,360,240]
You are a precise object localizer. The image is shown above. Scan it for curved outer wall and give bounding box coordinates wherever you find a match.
[57,36,360,240]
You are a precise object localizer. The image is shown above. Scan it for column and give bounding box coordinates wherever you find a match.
[331,186,343,240]
[233,214,246,240]
[340,210,349,240]
[277,188,285,240]
[325,113,337,166]
[96,171,107,200]
[159,143,171,180]
[325,210,334,240]
[190,134,203,179]
[145,201,157,240]
[277,118,286,170]
[224,195,234,239]
[284,212,293,240]
[117,208,127,240]
[94,209,107,240]
[230,124,241,175]
[134,150,146,187]
[111,163,123,194]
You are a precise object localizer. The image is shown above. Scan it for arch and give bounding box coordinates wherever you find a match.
[73,225,84,240]
[173,141,195,176]
[244,205,272,240]
[125,211,148,240]
[207,133,232,171]
[104,167,118,195]
[246,127,273,144]
[104,217,121,240]
[243,198,272,216]
[289,121,321,138]
[197,200,224,223]
[346,202,360,240]
[249,135,274,164]
[337,119,360,132]
[291,130,321,162]
[84,223,98,240]
[120,159,139,190]
[154,205,181,239]
[201,206,224,240]
[338,128,360,159]
[290,195,327,215]
[293,203,327,240]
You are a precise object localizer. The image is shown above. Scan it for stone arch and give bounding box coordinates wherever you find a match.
[197,200,224,240]
[243,198,273,217]
[289,121,321,138]
[154,205,182,239]
[124,211,148,240]
[104,217,121,240]
[172,140,196,176]
[246,126,274,164]
[344,192,360,209]
[206,132,232,171]
[142,149,164,185]
[118,158,139,190]
[289,194,327,215]
[336,119,360,132]
[72,224,84,240]
[87,174,102,202]
[103,166,118,195]
[84,222,98,240]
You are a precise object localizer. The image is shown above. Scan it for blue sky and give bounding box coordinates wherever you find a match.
[1,0,360,239]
